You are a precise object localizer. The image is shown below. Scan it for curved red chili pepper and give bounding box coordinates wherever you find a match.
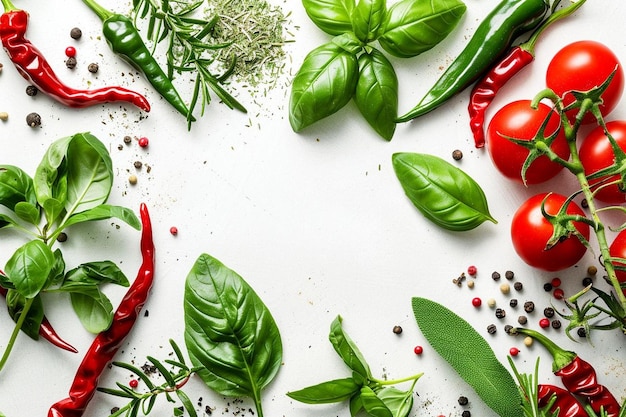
[0,10,150,112]
[537,384,588,417]
[0,279,77,353]
[48,203,155,417]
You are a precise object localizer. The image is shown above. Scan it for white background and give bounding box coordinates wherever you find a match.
[0,0,624,416]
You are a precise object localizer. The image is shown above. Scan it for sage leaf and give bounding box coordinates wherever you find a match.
[378,0,466,58]
[289,42,359,132]
[412,297,523,417]
[329,315,372,380]
[287,378,361,404]
[183,253,282,412]
[5,240,55,298]
[302,0,355,35]
[351,0,386,42]
[355,48,398,140]
[0,165,37,211]
[392,153,496,231]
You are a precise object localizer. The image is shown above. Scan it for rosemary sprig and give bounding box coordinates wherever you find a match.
[132,0,247,128]
[508,357,559,417]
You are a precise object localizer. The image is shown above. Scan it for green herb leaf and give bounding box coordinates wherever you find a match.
[329,315,372,379]
[0,213,18,230]
[14,202,40,225]
[392,153,496,231]
[378,0,466,58]
[289,42,359,132]
[355,48,398,140]
[360,386,393,417]
[62,204,141,231]
[287,377,361,404]
[0,165,37,211]
[376,386,415,417]
[70,285,114,333]
[303,0,355,35]
[412,297,523,417]
[183,253,282,414]
[5,240,55,298]
[5,291,44,340]
[34,135,72,223]
[63,261,130,287]
[351,0,387,42]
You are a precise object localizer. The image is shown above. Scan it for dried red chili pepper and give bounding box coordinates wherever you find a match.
[0,279,77,353]
[515,327,621,417]
[0,1,150,112]
[468,0,586,148]
[537,384,587,417]
[47,203,155,417]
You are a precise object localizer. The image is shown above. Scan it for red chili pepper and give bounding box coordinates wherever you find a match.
[0,6,150,112]
[47,203,155,417]
[537,384,588,417]
[468,0,587,148]
[515,327,621,417]
[0,280,77,353]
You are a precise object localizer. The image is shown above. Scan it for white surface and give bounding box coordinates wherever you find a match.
[0,1,624,416]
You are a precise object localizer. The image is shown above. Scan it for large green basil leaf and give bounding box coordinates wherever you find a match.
[6,291,44,340]
[329,315,372,380]
[34,135,72,222]
[376,386,414,417]
[302,0,355,35]
[355,48,398,140]
[412,297,523,417]
[183,253,283,401]
[351,0,386,42]
[61,204,141,231]
[360,386,393,417]
[287,378,361,404]
[63,261,130,287]
[0,165,37,211]
[4,240,55,298]
[65,132,113,215]
[69,285,114,333]
[392,153,496,231]
[289,41,359,132]
[378,0,466,58]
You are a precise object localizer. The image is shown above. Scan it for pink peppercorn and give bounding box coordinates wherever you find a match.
[539,318,550,328]
[509,347,520,356]
[471,297,482,307]
[551,277,562,288]
[413,345,423,355]
[170,226,178,236]
[129,379,139,388]
[553,288,564,300]
[467,265,477,276]
[138,137,149,147]
[65,46,76,57]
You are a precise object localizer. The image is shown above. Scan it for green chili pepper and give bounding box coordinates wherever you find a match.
[397,0,549,123]
[81,0,194,123]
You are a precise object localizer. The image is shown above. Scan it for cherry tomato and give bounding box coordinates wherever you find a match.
[608,230,626,297]
[579,120,626,204]
[487,100,569,184]
[511,193,590,271]
[546,41,624,124]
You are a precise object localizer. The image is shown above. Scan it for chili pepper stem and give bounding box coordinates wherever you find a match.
[512,327,577,372]
[370,372,424,386]
[0,0,17,13]
[0,296,35,373]
[80,0,113,21]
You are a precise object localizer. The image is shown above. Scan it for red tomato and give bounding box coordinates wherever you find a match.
[546,41,624,124]
[579,120,626,204]
[487,100,570,184]
[608,230,626,296]
[511,193,590,272]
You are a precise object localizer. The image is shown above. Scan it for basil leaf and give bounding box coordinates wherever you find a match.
[412,297,524,417]
[289,41,359,132]
[302,0,355,35]
[355,48,398,140]
[376,386,414,417]
[69,285,114,333]
[183,254,282,406]
[350,393,363,416]
[5,240,55,298]
[49,249,66,286]
[34,135,72,222]
[0,213,18,230]
[0,165,37,211]
[351,0,386,42]
[62,204,141,231]
[378,0,466,58]
[63,261,130,287]
[14,202,40,225]
[331,32,364,54]
[360,386,393,417]
[329,315,371,380]
[392,153,496,231]
[287,378,361,404]
[6,290,44,340]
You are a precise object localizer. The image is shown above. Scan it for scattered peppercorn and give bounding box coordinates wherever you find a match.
[487,298,496,308]
[518,315,527,325]
[471,297,482,307]
[553,288,564,300]
[129,379,139,388]
[509,347,520,356]
[452,149,463,160]
[539,318,550,328]
[128,174,138,185]
[56,232,68,242]
[88,63,99,73]
[487,324,497,334]
[461,411,471,417]
[70,27,82,40]
[504,325,513,334]
[25,85,38,96]
[523,301,535,313]
[134,161,143,169]
[413,345,423,355]
[138,137,149,147]
[458,396,469,406]
[495,308,506,319]
[582,277,593,287]
[491,271,501,281]
[65,57,77,69]
[123,135,133,144]
[523,336,533,347]
[500,283,510,294]
[551,277,562,287]
[505,270,514,280]
[581,198,589,208]
[577,327,587,338]
[513,282,523,291]
[509,299,518,308]
[467,265,477,276]
[170,226,178,236]
[392,325,403,334]
[111,407,120,414]
[0,112,8,121]
[543,307,555,318]
[543,283,553,292]
[26,112,41,127]
[587,265,597,275]
[467,280,475,289]
[551,319,561,330]
[65,46,77,57]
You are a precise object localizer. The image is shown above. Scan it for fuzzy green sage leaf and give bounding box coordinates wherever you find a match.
[412,297,523,417]
[392,152,496,231]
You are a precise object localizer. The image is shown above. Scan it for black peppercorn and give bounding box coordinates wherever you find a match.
[543,283,553,292]
[392,325,402,335]
[504,325,513,334]
[123,135,132,144]
[88,63,99,73]
[518,315,527,325]
[491,271,501,281]
[581,198,588,208]
[505,270,514,280]
[56,232,68,242]
[543,307,555,318]
[25,85,38,96]
[509,299,518,308]
[65,56,77,69]
[577,327,587,338]
[582,277,593,287]
[523,301,535,313]
[495,308,506,319]
[458,396,469,406]
[513,282,523,291]
[487,324,497,334]
[452,149,463,160]
[70,27,82,39]
[551,319,562,329]
[26,112,41,127]
[462,411,471,417]
[134,161,143,169]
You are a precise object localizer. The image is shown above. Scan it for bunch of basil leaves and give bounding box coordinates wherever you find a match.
[0,132,141,370]
[289,0,467,140]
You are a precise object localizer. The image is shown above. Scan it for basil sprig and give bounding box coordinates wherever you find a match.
[287,315,423,417]
[290,0,466,140]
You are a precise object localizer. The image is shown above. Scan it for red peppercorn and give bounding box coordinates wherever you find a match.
[539,318,550,328]
[553,288,565,300]
[413,345,423,355]
[170,226,178,236]
[65,46,76,57]
[509,347,520,356]
[129,379,139,388]
[138,137,149,147]
[467,265,477,276]
[471,297,482,307]
[551,277,562,288]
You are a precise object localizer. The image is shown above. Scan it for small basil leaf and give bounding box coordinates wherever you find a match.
[378,0,466,58]
[63,261,130,287]
[287,378,361,404]
[360,386,393,417]
[14,201,40,225]
[355,48,398,140]
[69,285,114,333]
[49,249,66,286]
[412,297,524,417]
[350,393,363,417]
[0,213,18,230]
[331,32,364,54]
[289,42,359,132]
[0,165,37,210]
[302,0,355,35]
[329,315,372,380]
[62,204,141,230]
[375,386,414,417]
[392,153,496,231]
[5,240,55,298]
[34,135,72,219]
[6,290,44,340]
[351,0,386,42]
